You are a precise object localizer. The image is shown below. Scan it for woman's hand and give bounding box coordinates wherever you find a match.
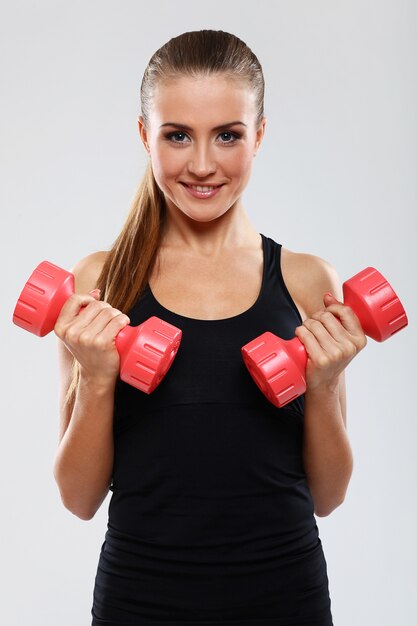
[54,289,131,386]
[294,292,367,393]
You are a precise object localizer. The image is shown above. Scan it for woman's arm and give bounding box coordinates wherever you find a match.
[303,371,352,517]
[53,252,124,521]
[54,361,116,521]
[293,256,366,517]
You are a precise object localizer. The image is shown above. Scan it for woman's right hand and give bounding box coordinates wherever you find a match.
[54,289,131,386]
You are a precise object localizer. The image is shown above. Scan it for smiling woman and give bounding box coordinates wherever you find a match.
[52,29,359,626]
[136,73,265,224]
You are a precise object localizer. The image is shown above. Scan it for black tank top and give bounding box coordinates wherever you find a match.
[92,234,333,626]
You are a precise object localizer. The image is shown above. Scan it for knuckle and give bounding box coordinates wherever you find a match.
[94,335,108,349]
[310,319,323,330]
[101,304,117,319]
[322,311,334,322]
[317,355,330,368]
[64,327,78,344]
[331,346,344,360]
[93,301,111,312]
[359,335,367,349]
[78,329,94,346]
[346,343,357,357]
[107,312,124,326]
[107,303,122,315]
[54,321,64,337]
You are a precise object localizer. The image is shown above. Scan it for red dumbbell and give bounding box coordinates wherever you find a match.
[12,260,182,394]
[241,266,408,408]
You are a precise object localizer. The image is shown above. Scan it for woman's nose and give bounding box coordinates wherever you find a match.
[187,145,216,177]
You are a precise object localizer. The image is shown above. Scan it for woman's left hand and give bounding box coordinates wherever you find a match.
[294,292,368,393]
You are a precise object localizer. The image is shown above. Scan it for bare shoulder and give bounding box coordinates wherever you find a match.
[281,246,343,320]
[70,250,109,294]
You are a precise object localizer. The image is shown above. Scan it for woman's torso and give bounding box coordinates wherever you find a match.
[91,233,333,625]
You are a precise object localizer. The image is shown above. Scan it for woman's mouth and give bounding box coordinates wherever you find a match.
[181,183,224,199]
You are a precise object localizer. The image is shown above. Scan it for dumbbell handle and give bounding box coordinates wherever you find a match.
[241,266,408,408]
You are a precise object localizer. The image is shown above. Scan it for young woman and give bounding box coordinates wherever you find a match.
[53,29,366,626]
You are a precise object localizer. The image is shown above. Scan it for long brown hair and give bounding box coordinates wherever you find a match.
[65,29,265,406]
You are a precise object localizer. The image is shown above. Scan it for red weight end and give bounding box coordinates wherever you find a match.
[343,267,408,342]
[13,261,74,336]
[241,332,308,408]
[116,316,182,393]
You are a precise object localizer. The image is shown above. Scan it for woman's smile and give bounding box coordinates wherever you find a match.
[180,182,225,199]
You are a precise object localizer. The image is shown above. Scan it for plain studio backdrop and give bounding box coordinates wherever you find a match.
[1,1,416,624]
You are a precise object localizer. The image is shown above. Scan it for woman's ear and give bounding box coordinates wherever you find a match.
[254,116,267,156]
[137,116,150,155]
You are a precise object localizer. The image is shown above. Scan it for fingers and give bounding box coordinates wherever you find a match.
[319,300,367,349]
[310,311,346,345]
[73,307,130,348]
[294,302,367,372]
[54,292,130,342]
[295,316,357,366]
[56,291,101,326]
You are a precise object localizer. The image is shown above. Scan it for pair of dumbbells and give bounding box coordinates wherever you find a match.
[13,261,408,408]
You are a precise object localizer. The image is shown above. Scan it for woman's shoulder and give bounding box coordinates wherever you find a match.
[70,250,110,294]
[281,246,343,320]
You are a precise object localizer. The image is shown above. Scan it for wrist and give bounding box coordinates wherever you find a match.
[78,369,117,395]
[306,379,340,398]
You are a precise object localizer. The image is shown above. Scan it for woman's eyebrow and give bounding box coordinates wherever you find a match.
[159,121,247,131]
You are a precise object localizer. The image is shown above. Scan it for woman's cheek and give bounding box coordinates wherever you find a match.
[227,146,254,174]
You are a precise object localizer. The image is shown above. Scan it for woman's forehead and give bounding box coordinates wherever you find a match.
[150,76,256,125]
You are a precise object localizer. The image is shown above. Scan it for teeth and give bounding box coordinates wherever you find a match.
[189,185,217,192]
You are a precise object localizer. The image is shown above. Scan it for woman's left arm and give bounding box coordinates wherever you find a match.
[294,258,367,517]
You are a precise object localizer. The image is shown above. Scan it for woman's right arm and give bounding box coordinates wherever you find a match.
[52,252,130,521]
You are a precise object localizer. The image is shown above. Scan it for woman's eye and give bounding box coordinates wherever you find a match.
[167,132,190,143]
[218,132,239,143]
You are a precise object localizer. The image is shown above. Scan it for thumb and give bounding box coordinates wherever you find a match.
[323,291,340,304]
[89,288,101,299]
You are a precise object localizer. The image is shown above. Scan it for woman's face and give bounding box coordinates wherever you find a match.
[138,74,266,223]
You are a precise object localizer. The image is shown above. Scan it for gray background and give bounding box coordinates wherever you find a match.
[1,1,416,624]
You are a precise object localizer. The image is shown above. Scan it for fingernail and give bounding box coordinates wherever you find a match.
[324,292,334,298]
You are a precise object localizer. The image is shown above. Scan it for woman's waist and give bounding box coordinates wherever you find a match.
[102,509,320,571]
[108,471,316,554]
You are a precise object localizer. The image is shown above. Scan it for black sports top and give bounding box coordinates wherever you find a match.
[91,234,334,626]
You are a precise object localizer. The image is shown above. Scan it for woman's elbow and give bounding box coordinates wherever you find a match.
[314,496,345,518]
[57,489,98,521]
[53,465,100,521]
